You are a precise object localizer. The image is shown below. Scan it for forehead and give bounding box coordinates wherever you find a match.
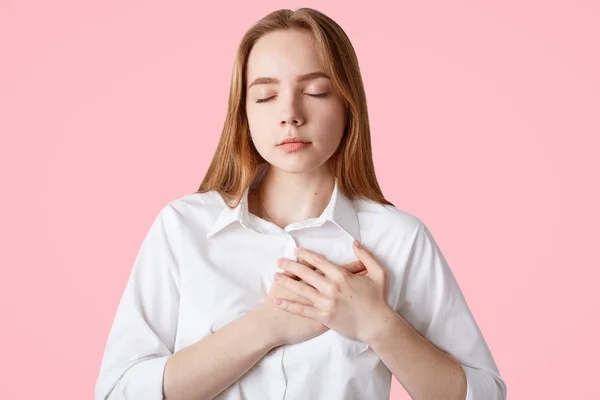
[246,30,326,81]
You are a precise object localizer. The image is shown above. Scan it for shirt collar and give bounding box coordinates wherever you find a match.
[206,163,361,241]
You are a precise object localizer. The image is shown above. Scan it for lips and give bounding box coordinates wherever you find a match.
[279,138,310,145]
[278,141,311,152]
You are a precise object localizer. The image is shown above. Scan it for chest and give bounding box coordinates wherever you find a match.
[172,221,405,355]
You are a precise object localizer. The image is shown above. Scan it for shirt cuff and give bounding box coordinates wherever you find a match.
[116,355,171,399]
[461,363,507,400]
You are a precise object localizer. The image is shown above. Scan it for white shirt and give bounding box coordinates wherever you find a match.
[95,163,506,400]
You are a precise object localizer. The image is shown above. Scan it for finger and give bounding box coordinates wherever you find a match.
[279,259,332,294]
[287,258,364,282]
[275,273,327,307]
[274,298,324,322]
[294,248,347,282]
[298,259,317,270]
[295,260,318,280]
[281,270,299,280]
[352,241,386,281]
[279,260,315,287]
[282,259,317,281]
[279,288,314,306]
[342,260,365,274]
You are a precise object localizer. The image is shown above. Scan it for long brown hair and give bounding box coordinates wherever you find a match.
[196,7,394,208]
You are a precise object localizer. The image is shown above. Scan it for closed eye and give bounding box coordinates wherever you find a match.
[255,93,329,104]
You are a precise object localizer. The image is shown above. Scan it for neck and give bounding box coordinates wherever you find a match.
[251,162,335,229]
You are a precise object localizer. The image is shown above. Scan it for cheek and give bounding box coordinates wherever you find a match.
[312,103,346,132]
[246,108,271,130]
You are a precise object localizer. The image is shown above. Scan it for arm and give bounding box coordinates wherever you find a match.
[94,205,278,400]
[369,222,506,400]
[163,309,277,400]
[367,306,467,400]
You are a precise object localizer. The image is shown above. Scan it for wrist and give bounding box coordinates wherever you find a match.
[362,303,400,347]
[248,307,282,350]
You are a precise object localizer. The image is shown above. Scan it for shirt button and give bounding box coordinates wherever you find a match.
[284,243,297,259]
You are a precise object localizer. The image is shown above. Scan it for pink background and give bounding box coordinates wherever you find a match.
[2,1,598,399]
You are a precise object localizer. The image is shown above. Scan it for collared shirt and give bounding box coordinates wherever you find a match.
[95,163,506,400]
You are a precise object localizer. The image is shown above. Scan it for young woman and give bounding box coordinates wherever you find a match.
[95,8,506,400]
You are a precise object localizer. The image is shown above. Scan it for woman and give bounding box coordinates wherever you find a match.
[95,7,506,400]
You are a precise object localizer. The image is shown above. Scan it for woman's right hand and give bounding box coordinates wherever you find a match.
[257,259,366,347]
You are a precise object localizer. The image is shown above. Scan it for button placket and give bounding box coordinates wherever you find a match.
[284,235,298,260]
[279,233,296,399]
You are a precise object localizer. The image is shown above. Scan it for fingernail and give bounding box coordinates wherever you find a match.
[274,273,280,281]
[354,240,362,249]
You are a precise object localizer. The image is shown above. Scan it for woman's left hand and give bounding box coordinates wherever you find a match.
[273,240,393,343]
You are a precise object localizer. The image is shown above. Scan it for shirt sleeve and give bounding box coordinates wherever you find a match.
[95,205,180,400]
[397,222,507,400]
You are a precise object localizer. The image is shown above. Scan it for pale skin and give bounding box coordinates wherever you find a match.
[244,29,348,229]
[162,28,467,400]
[163,260,368,400]
[162,243,467,400]
[273,241,468,400]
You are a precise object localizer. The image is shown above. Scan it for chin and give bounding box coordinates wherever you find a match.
[264,155,331,175]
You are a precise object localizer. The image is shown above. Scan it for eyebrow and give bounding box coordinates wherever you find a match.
[247,71,331,89]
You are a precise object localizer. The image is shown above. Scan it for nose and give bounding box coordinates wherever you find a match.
[281,116,302,127]
[280,113,303,127]
[280,95,304,127]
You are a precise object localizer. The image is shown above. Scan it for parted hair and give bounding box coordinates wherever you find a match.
[196,7,394,209]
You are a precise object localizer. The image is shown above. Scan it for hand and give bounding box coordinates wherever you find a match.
[272,240,392,343]
[256,259,367,347]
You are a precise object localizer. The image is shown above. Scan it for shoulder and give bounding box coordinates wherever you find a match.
[155,190,226,231]
[166,190,224,213]
[353,198,425,239]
